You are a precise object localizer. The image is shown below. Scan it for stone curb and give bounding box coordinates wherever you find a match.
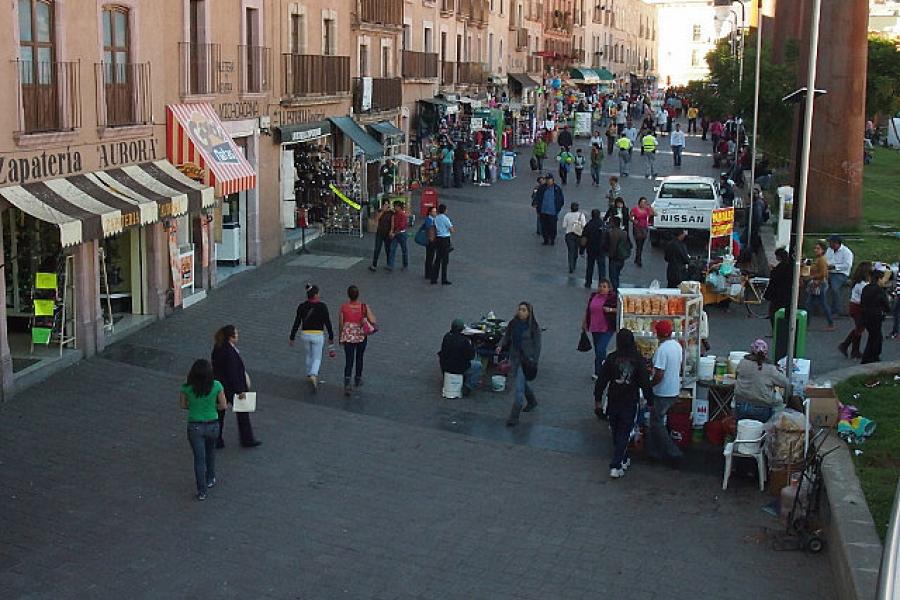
[812,361,900,600]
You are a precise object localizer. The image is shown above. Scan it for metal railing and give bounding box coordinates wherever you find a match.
[357,0,403,28]
[440,0,455,15]
[282,54,351,98]
[94,62,152,128]
[402,50,438,79]
[238,45,271,94]
[441,61,456,85]
[457,0,471,21]
[353,77,402,113]
[14,59,82,134]
[178,42,220,96]
[516,27,529,51]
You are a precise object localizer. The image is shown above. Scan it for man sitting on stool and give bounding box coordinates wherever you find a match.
[439,319,482,396]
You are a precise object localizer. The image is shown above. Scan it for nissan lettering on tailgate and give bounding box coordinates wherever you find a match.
[658,209,710,228]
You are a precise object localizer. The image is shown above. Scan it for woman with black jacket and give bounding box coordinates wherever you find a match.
[497,302,542,427]
[289,284,335,392]
[594,329,655,479]
[764,248,794,330]
[211,325,261,448]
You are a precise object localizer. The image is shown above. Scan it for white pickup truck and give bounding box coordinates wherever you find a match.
[649,176,722,247]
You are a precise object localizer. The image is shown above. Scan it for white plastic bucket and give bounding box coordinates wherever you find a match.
[491,375,507,392]
[736,419,765,453]
[442,373,464,399]
[698,356,716,380]
[728,351,746,374]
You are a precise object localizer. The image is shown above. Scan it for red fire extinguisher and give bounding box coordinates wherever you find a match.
[296,206,308,229]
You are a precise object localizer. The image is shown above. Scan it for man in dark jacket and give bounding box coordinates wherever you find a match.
[530,175,545,236]
[764,248,793,329]
[860,264,891,364]
[557,125,573,150]
[604,216,629,289]
[536,174,565,246]
[453,143,466,187]
[439,319,481,395]
[583,209,607,288]
[664,229,691,288]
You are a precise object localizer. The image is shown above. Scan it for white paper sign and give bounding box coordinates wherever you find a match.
[470,117,484,131]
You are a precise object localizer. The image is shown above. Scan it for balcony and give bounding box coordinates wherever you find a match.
[548,10,573,34]
[356,0,403,29]
[516,27,529,51]
[178,42,220,96]
[457,0,471,22]
[94,62,152,128]
[353,77,402,113]
[402,50,439,79]
[282,54,351,99]
[571,48,586,63]
[440,0,455,16]
[527,55,543,74]
[456,62,486,85]
[238,46,271,94]
[441,61,455,85]
[14,59,81,134]
[471,0,489,28]
[527,1,544,21]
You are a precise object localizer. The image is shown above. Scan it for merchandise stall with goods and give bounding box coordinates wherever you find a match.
[328,117,385,237]
[461,313,511,392]
[277,121,334,234]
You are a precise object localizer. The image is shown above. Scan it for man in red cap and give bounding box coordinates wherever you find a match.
[648,319,684,465]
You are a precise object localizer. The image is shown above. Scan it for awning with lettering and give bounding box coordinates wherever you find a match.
[368,121,406,145]
[166,103,257,197]
[328,117,384,162]
[275,120,331,144]
[0,160,212,247]
[569,68,601,85]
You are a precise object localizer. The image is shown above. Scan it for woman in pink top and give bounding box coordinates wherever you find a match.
[338,285,377,396]
[630,196,654,268]
[583,279,618,379]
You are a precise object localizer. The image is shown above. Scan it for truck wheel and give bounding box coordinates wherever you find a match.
[649,230,661,247]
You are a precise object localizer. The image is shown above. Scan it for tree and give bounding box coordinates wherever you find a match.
[687,33,799,164]
[866,35,900,123]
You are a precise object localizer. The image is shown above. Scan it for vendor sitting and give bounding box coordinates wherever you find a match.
[438,319,482,396]
[733,339,790,422]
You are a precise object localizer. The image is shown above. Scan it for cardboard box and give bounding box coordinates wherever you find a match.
[804,387,840,428]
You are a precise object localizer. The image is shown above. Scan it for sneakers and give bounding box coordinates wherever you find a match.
[609,468,625,479]
[344,384,352,396]
[591,374,599,382]
[621,458,631,471]
[197,492,207,501]
[308,375,318,393]
[368,265,377,272]
[207,478,217,489]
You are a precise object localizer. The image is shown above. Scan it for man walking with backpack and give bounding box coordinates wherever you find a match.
[604,216,630,289]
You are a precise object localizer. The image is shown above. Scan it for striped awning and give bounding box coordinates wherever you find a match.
[0,160,213,247]
[166,103,257,197]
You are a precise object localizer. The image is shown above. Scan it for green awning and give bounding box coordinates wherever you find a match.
[368,121,406,144]
[328,116,383,161]
[569,67,600,84]
[594,67,615,82]
[275,120,331,144]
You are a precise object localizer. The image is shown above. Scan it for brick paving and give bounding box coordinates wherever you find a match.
[0,128,845,599]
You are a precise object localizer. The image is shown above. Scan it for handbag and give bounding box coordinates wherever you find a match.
[233,392,257,413]
[414,222,429,247]
[578,330,593,352]
[521,357,538,381]
[806,280,824,296]
[361,304,378,335]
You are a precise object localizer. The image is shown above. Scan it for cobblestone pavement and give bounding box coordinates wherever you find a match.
[0,126,844,599]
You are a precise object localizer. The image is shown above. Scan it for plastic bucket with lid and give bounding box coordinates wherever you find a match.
[736,419,765,453]
[491,375,507,392]
[442,373,463,398]
[699,356,716,380]
[728,351,746,374]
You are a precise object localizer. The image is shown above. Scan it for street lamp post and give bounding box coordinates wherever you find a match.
[747,0,763,240]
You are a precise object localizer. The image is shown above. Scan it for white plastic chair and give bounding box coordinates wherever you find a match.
[722,431,767,491]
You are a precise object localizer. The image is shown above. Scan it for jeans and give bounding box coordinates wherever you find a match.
[607,402,638,469]
[187,421,219,495]
[453,161,464,187]
[862,318,884,364]
[425,240,436,278]
[688,118,697,133]
[591,164,601,185]
[534,156,544,170]
[558,166,568,185]
[591,330,614,375]
[647,395,683,460]
[585,252,607,287]
[535,211,542,235]
[564,232,580,272]
[827,272,848,316]
[574,168,583,185]
[441,163,452,188]
[343,339,367,383]
[806,286,833,326]
[734,401,773,423]
[463,359,482,391]
[301,331,325,376]
[633,232,647,265]
[644,152,657,177]
[608,258,624,290]
[372,233,390,267]
[892,298,900,336]
[618,150,630,176]
[540,214,558,244]
[388,233,408,268]
[513,366,533,410]
[672,145,683,166]
[431,237,451,283]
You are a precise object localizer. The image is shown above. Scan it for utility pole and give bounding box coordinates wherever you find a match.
[747,0,763,239]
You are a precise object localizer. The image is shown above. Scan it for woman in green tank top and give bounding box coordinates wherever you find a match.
[180,359,227,501]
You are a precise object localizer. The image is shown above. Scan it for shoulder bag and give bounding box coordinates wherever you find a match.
[362,304,378,335]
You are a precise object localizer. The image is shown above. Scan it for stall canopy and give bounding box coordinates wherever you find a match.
[508,73,539,89]
[368,121,406,145]
[594,67,616,82]
[275,120,331,144]
[328,116,384,161]
[569,67,601,84]
[166,103,257,197]
[0,160,213,247]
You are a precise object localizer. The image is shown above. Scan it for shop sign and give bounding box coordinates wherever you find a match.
[470,118,484,131]
[710,207,735,238]
[182,109,240,164]
[216,101,260,121]
[0,149,83,185]
[271,107,327,129]
[180,250,195,288]
[290,127,325,142]
[361,77,373,112]
[97,138,160,170]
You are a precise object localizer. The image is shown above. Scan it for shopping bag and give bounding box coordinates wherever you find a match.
[233,392,257,413]
[578,330,593,352]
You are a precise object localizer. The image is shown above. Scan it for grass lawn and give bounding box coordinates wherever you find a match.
[800,146,900,263]
[835,372,900,539]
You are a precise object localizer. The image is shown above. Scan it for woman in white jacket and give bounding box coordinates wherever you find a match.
[562,202,587,275]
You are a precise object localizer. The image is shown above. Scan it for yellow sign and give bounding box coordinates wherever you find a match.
[33,299,55,317]
[711,207,735,238]
[329,183,361,210]
[35,272,58,290]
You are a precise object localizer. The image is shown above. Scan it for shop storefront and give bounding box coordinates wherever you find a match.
[275,120,332,250]
[165,103,258,303]
[328,116,383,236]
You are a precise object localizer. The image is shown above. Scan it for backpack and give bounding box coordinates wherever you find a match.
[615,235,633,261]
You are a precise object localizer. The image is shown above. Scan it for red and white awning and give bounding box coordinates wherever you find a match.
[166,103,257,197]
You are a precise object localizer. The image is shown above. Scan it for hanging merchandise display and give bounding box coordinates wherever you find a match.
[325,156,364,237]
[291,142,336,226]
